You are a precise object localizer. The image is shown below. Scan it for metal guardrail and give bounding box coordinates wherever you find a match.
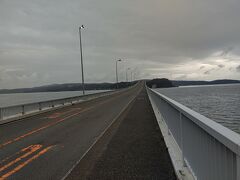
[147,87,240,180]
[0,91,114,122]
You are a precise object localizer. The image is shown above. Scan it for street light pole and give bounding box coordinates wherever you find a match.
[126,68,130,82]
[116,59,121,89]
[79,25,85,95]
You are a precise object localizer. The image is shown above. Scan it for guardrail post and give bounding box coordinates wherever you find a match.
[237,155,240,180]
[167,125,171,135]
[22,105,25,115]
[0,91,111,122]
[180,112,186,167]
[0,108,3,120]
[39,103,42,111]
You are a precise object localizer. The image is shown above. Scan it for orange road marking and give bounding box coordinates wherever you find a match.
[47,108,79,119]
[0,145,53,180]
[71,108,82,110]
[47,113,62,119]
[0,145,42,173]
[0,90,132,178]
[0,145,35,165]
[0,92,124,149]
[0,107,92,149]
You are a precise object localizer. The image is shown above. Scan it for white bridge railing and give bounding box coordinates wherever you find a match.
[147,87,240,180]
[0,91,113,122]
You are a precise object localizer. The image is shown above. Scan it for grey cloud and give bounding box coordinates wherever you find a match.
[219,47,234,57]
[218,64,225,68]
[204,68,215,75]
[236,65,240,72]
[1,0,240,88]
[204,71,210,75]
[175,74,187,80]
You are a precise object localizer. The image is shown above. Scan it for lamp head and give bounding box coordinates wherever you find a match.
[80,25,84,29]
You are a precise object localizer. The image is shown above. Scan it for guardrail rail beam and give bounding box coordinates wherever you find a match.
[147,87,240,180]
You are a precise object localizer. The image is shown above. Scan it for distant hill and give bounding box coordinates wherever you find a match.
[172,79,240,86]
[0,81,137,94]
[1,79,238,94]
[146,78,175,88]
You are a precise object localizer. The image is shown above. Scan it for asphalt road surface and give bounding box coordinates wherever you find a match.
[66,87,176,180]
[0,82,143,180]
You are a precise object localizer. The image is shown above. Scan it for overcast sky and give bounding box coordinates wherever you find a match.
[0,0,240,89]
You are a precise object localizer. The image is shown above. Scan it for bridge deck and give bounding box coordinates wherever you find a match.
[0,82,176,179]
[66,88,176,179]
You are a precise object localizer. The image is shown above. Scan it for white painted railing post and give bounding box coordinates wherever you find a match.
[22,105,25,115]
[147,88,240,180]
[180,112,186,167]
[0,108,3,120]
[168,125,171,135]
[237,155,240,180]
[0,90,112,123]
[39,103,42,111]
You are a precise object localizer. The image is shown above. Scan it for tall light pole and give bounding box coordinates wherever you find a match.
[79,25,85,95]
[126,68,130,82]
[116,59,122,89]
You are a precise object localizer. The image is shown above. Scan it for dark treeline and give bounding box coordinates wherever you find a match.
[172,79,240,86]
[1,78,239,94]
[146,78,240,89]
[146,78,175,88]
[0,81,137,94]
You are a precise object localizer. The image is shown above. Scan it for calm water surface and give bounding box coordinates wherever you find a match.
[0,90,109,107]
[156,84,240,134]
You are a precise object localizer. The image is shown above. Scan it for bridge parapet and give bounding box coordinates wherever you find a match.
[0,91,114,123]
[147,87,240,180]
